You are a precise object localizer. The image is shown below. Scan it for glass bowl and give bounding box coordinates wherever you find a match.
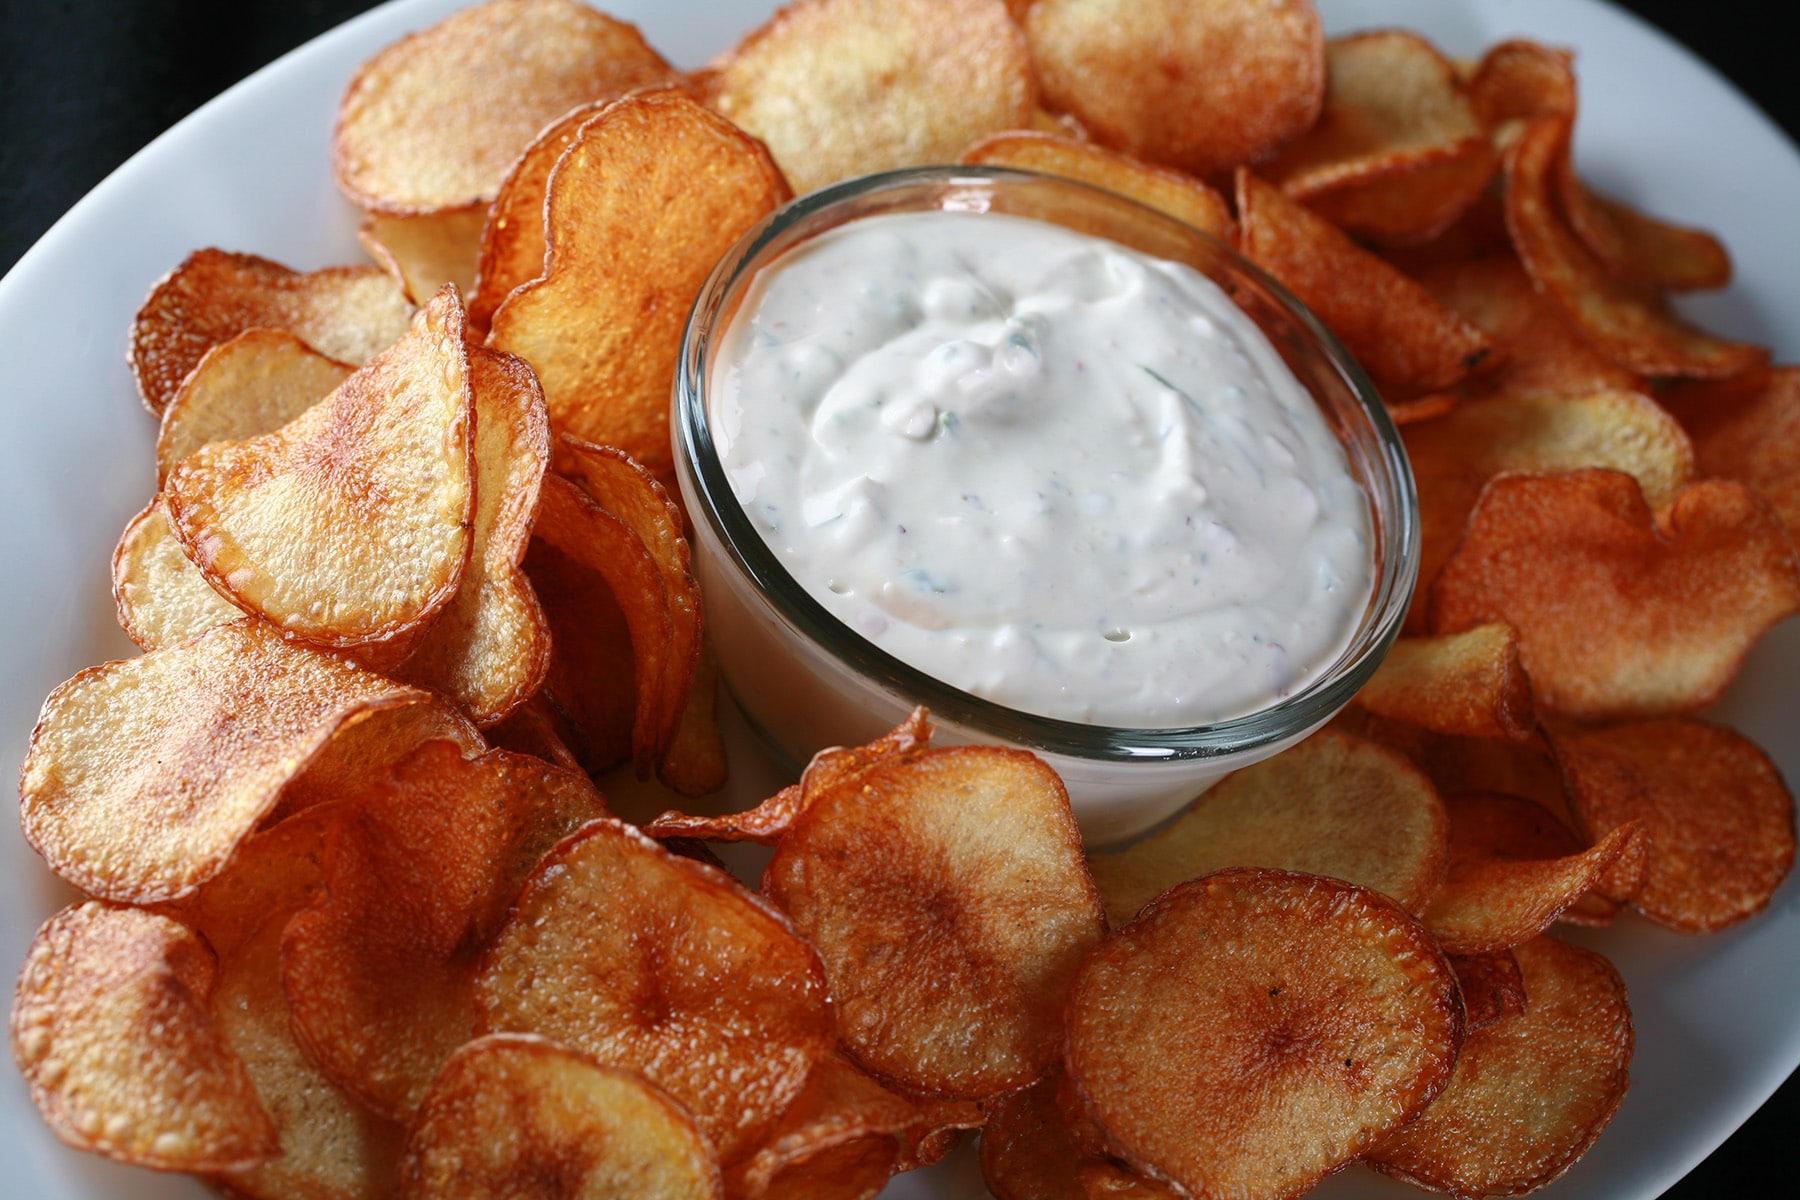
[673,166,1418,845]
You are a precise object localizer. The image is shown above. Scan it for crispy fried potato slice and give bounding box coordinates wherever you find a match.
[1465,38,1577,133]
[358,206,487,305]
[1548,718,1797,932]
[10,903,277,1172]
[1428,469,1800,718]
[959,131,1234,241]
[486,692,585,772]
[332,0,680,213]
[164,286,473,649]
[1236,170,1492,394]
[1662,365,1800,535]
[155,329,352,485]
[394,347,551,725]
[113,497,241,651]
[1026,0,1323,178]
[1090,729,1450,926]
[487,88,788,474]
[129,249,412,416]
[1067,868,1463,1200]
[1450,951,1527,1032]
[18,619,435,903]
[703,0,1032,196]
[763,746,1105,1100]
[475,818,834,1165]
[399,1033,722,1200]
[1559,179,1732,293]
[980,1069,1175,1200]
[1355,624,1534,739]
[1365,935,1632,1197]
[283,741,607,1119]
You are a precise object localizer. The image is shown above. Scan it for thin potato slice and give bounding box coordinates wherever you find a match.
[1465,38,1577,133]
[1026,0,1323,179]
[129,249,412,415]
[1428,469,1800,718]
[19,619,435,903]
[1354,624,1534,740]
[703,0,1032,196]
[164,286,474,649]
[1450,951,1526,1032]
[1662,365,1800,536]
[332,0,680,213]
[763,746,1105,1100]
[475,818,834,1165]
[113,497,241,651]
[1089,729,1450,926]
[1066,869,1463,1200]
[486,692,585,772]
[10,903,277,1172]
[1365,935,1633,1197]
[1559,179,1732,293]
[656,645,730,798]
[978,1072,1108,1200]
[359,206,486,305]
[399,1033,722,1200]
[1548,718,1797,932]
[487,88,788,474]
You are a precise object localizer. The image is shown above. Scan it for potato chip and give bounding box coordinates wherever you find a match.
[112,497,242,651]
[283,740,607,1119]
[703,0,1032,197]
[10,902,277,1172]
[1343,710,1576,827]
[475,818,834,1164]
[164,286,473,651]
[269,694,486,823]
[978,1072,1107,1200]
[1236,170,1492,395]
[959,131,1234,241]
[487,88,788,475]
[1089,729,1450,926]
[1559,180,1732,293]
[129,249,412,416]
[358,206,487,305]
[1464,38,1576,133]
[1662,365,1800,536]
[1026,0,1324,179]
[486,692,585,772]
[656,644,730,798]
[19,619,436,903]
[764,745,1105,1100]
[1428,469,1800,718]
[1449,950,1526,1032]
[154,329,352,485]
[1548,718,1796,932]
[1354,624,1534,740]
[1066,869,1463,1200]
[1365,935,1633,1197]
[399,1033,722,1200]
[332,0,680,213]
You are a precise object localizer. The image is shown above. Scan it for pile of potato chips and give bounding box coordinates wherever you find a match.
[10,0,1798,1197]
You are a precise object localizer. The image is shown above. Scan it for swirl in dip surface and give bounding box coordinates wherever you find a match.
[708,209,1372,727]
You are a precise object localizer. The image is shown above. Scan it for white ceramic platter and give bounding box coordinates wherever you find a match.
[2,1,1795,1197]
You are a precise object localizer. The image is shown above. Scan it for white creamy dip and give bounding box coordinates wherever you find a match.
[708,210,1372,727]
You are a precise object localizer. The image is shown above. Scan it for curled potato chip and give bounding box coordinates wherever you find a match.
[1465,38,1577,133]
[358,206,487,305]
[764,745,1105,1100]
[1354,623,1534,739]
[1027,0,1323,178]
[487,88,788,474]
[703,0,1032,196]
[1450,950,1527,1032]
[1548,718,1796,932]
[129,249,412,416]
[475,818,834,1164]
[10,902,277,1172]
[1559,178,1732,293]
[1428,469,1800,718]
[113,497,242,651]
[399,1033,722,1200]
[19,619,435,903]
[1365,935,1633,1197]
[1089,729,1450,926]
[333,0,680,213]
[1067,868,1463,1200]
[1662,365,1800,536]
[1236,169,1491,394]
[979,1071,1111,1200]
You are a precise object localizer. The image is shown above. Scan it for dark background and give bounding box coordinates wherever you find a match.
[0,1,1792,1196]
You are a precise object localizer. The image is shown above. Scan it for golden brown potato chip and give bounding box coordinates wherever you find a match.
[112,497,242,651]
[1548,718,1796,932]
[155,328,352,485]
[486,692,585,772]
[487,88,788,475]
[358,205,487,305]
[10,902,278,1172]
[1662,365,1800,536]
[656,644,730,799]
[1465,38,1577,132]
[18,619,436,903]
[1365,935,1633,1197]
[399,1033,722,1200]
[475,818,834,1165]
[1089,729,1450,926]
[1449,950,1527,1032]
[1354,624,1535,740]
[129,249,412,415]
[332,0,680,213]
[703,0,1032,196]
[978,1072,1108,1200]
[1027,0,1323,178]
[1428,469,1800,718]
[165,287,474,650]
[1236,169,1492,395]
[764,745,1105,1100]
[1559,179,1732,293]
[959,131,1234,241]
[1067,869,1463,1200]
